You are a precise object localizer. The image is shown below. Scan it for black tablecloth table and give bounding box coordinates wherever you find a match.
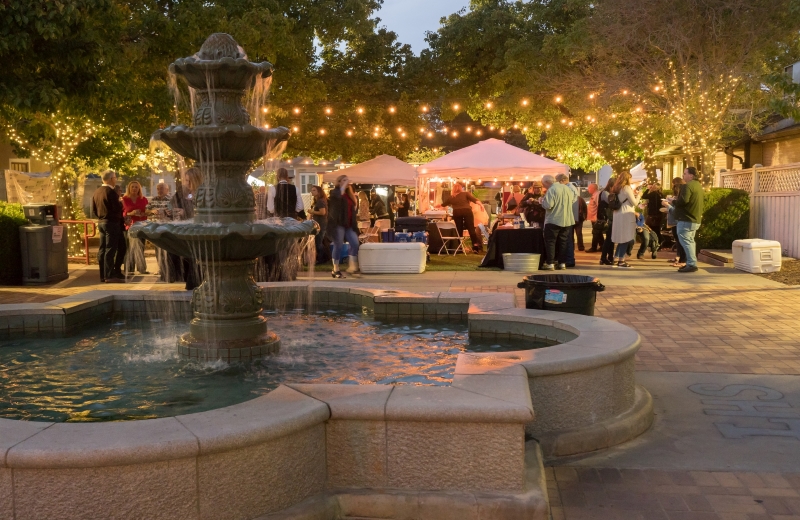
[479,227,545,269]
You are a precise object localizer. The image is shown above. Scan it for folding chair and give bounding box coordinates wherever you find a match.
[435,221,467,255]
[359,225,380,244]
[375,219,392,232]
[477,223,490,246]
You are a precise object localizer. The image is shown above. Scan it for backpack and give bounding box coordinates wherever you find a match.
[607,192,622,211]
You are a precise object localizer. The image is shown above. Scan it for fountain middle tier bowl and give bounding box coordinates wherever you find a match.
[152,125,288,162]
[130,218,317,261]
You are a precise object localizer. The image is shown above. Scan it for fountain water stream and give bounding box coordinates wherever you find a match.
[131,33,317,361]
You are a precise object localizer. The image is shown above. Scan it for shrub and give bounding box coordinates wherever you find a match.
[0,202,27,285]
[696,188,749,250]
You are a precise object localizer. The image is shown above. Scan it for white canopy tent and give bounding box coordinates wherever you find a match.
[416,139,570,212]
[322,154,417,186]
[418,139,569,181]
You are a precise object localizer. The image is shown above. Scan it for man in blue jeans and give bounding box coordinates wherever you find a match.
[670,166,704,273]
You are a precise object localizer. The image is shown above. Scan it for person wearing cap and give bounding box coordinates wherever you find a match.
[665,166,704,273]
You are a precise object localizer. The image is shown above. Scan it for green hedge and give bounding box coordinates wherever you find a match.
[696,188,749,250]
[0,202,26,285]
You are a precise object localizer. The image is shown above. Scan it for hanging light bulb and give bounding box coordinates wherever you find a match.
[324,107,332,115]
[388,106,396,113]
[346,130,353,137]
[555,96,562,103]
[452,103,460,110]
[421,105,429,113]
[262,107,268,113]
[292,126,299,132]
[485,101,493,109]
[319,128,326,135]
[476,130,482,136]
[293,107,301,114]
[357,107,365,114]
[521,99,529,106]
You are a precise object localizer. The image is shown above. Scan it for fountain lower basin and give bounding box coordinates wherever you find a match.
[0,284,652,520]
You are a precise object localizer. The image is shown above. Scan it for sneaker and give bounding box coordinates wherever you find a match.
[556,263,566,270]
[678,265,698,273]
[651,252,658,259]
[541,263,555,271]
[636,254,644,260]
[599,259,613,265]
[586,248,599,253]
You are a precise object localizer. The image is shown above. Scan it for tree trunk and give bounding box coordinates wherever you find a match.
[701,149,716,188]
[51,165,83,257]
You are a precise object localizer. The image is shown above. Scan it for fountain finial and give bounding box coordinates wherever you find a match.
[198,33,246,60]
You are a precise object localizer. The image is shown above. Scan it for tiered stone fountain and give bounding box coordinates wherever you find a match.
[131,33,316,361]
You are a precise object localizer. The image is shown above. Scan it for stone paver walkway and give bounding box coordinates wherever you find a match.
[547,467,800,520]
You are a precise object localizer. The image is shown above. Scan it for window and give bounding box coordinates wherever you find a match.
[10,160,29,172]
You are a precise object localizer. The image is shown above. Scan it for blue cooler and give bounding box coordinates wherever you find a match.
[412,231,427,244]
[395,232,411,243]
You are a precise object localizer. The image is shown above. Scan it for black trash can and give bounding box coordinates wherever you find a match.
[517,274,605,315]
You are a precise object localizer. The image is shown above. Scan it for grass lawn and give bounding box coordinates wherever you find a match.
[305,252,500,272]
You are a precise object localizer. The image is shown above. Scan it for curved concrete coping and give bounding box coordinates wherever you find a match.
[1,385,330,469]
[463,309,641,377]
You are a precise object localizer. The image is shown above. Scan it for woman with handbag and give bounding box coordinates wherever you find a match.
[609,172,640,268]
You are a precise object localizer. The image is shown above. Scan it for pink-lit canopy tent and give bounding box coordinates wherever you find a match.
[416,139,570,212]
[323,154,417,186]
[418,139,569,181]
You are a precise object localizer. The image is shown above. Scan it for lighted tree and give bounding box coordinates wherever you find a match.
[5,111,98,254]
[575,0,800,185]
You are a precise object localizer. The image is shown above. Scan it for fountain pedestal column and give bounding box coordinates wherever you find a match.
[178,259,281,361]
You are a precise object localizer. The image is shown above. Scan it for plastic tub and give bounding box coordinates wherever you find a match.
[517,274,605,315]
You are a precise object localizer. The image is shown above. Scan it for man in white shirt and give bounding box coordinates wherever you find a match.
[267,168,305,219]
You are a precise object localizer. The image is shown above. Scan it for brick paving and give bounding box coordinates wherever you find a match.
[547,466,800,520]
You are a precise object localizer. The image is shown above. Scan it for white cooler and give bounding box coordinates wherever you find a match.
[359,242,427,274]
[732,239,782,273]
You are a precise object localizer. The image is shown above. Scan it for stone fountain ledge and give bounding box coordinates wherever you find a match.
[0,284,652,520]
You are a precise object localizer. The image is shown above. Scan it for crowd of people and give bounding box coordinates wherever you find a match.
[89,164,705,287]
[91,166,412,284]
[536,166,704,272]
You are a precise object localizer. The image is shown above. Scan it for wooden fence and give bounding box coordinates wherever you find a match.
[720,163,800,258]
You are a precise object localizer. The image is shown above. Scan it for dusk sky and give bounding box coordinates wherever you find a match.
[374,0,470,54]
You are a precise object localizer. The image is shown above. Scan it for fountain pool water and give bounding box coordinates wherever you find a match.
[0,310,553,422]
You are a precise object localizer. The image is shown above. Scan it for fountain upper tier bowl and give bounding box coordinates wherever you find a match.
[170,56,273,90]
[130,218,317,261]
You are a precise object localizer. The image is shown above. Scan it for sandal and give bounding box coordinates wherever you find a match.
[331,270,345,279]
[616,261,633,268]
[671,262,686,268]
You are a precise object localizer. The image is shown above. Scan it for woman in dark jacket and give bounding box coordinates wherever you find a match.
[369,193,389,225]
[396,193,410,218]
[520,184,546,228]
[328,175,360,278]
